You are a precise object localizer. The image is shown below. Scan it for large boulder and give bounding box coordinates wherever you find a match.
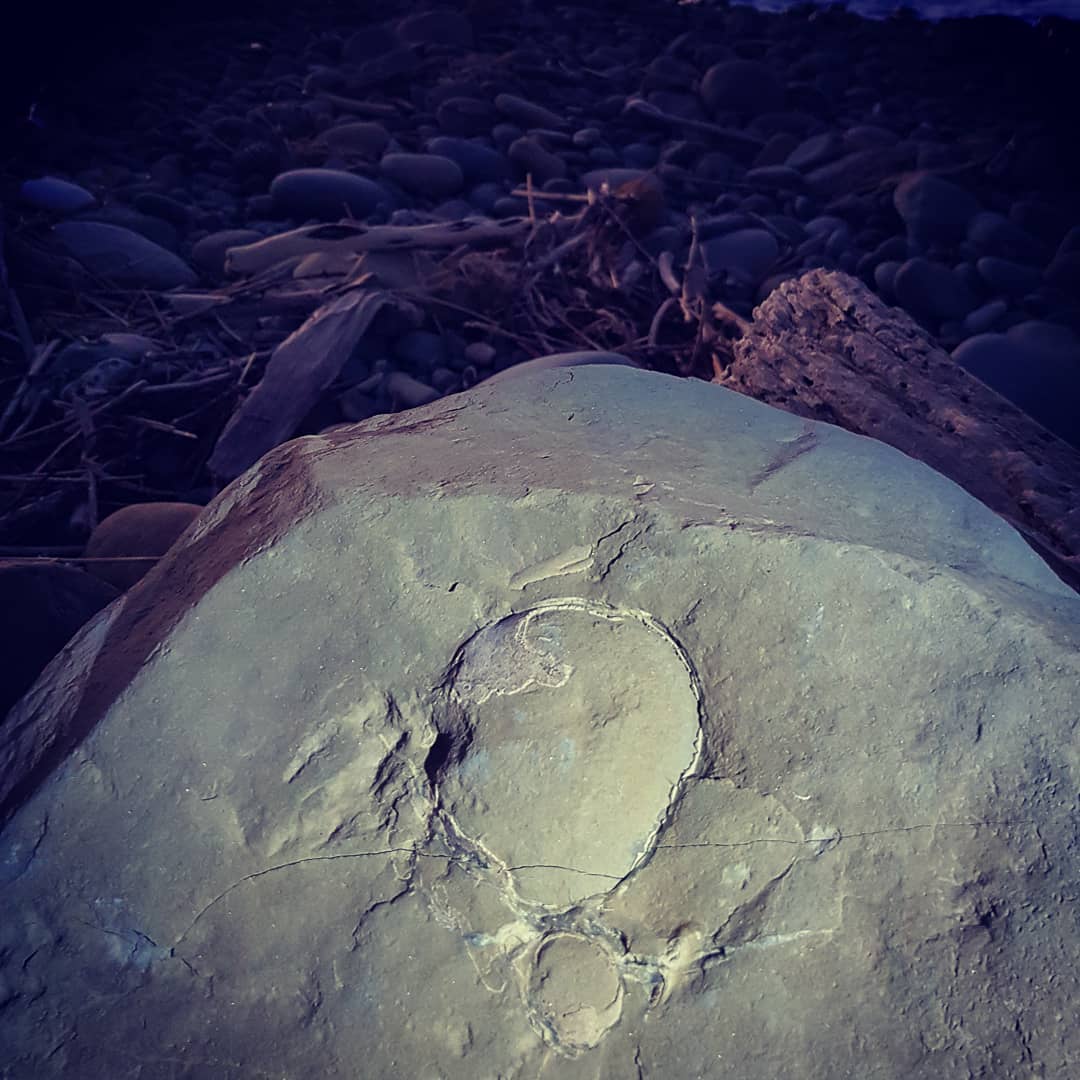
[1,367,1077,1079]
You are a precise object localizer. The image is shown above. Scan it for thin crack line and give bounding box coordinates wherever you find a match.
[656,815,1074,851]
[172,813,1075,947]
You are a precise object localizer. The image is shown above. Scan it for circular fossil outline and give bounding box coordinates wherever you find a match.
[427,596,708,899]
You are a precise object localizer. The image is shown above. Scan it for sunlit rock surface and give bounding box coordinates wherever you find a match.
[2,366,1078,1079]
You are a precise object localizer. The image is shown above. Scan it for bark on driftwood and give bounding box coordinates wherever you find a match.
[716,268,1080,592]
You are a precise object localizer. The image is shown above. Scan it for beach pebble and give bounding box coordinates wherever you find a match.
[380,153,464,199]
[316,122,390,158]
[785,132,844,173]
[74,204,179,250]
[394,330,448,372]
[893,172,982,245]
[269,168,383,220]
[426,137,511,184]
[1044,251,1080,293]
[508,137,566,183]
[893,257,980,322]
[342,22,400,65]
[703,228,779,287]
[0,561,119,719]
[397,9,473,48]
[976,257,1043,298]
[52,221,197,290]
[20,176,96,214]
[133,192,191,227]
[495,93,567,130]
[700,60,784,117]
[962,299,1009,337]
[966,211,1044,262]
[744,165,805,192]
[952,330,1080,448]
[191,229,264,274]
[84,502,203,591]
[436,97,498,137]
[642,54,698,92]
[384,371,442,409]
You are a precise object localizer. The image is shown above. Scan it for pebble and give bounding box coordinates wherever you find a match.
[962,299,1010,337]
[269,168,383,221]
[133,192,191,227]
[380,153,464,199]
[893,257,980,322]
[436,97,498,137]
[191,229,264,275]
[508,137,567,184]
[700,59,784,118]
[315,122,390,158]
[52,221,197,290]
[396,9,473,48]
[893,172,983,245]
[975,256,1043,298]
[426,137,511,184]
[702,229,780,287]
[495,93,567,130]
[83,502,203,591]
[20,176,97,214]
[952,332,1080,448]
[785,132,843,172]
[74,204,179,250]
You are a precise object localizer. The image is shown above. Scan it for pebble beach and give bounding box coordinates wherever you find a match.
[2,0,1079,537]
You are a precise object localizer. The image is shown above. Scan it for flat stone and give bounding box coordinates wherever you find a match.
[495,92,567,130]
[700,59,784,117]
[975,256,1043,298]
[315,122,390,159]
[478,349,642,386]
[507,137,567,184]
[2,367,1077,1078]
[269,168,383,221]
[379,153,464,199]
[435,97,498,137]
[702,228,779,286]
[426,137,511,184]
[893,172,983,245]
[893,257,981,322]
[952,330,1080,447]
[396,9,473,48]
[83,502,203,592]
[785,132,844,173]
[19,176,96,214]
[191,229,264,275]
[966,211,1044,262]
[51,221,197,290]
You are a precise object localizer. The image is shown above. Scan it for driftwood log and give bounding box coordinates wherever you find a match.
[716,269,1080,592]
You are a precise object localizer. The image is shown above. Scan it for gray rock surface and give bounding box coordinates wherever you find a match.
[51,221,196,289]
[1,367,1078,1080]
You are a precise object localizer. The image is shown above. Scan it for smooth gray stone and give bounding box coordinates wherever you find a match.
[894,172,983,245]
[315,122,390,158]
[19,176,96,214]
[966,211,1044,262]
[702,228,780,286]
[507,137,566,184]
[976,256,1043,298]
[380,154,464,199]
[397,9,473,48]
[952,330,1080,447]
[494,93,567,130]
[785,132,844,173]
[52,221,197,289]
[73,204,178,250]
[962,299,1010,336]
[436,97,498,138]
[426,137,512,184]
[190,229,264,274]
[700,59,784,117]
[269,169,383,221]
[893,257,981,322]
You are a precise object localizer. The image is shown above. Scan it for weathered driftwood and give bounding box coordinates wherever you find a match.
[224,217,532,276]
[716,269,1080,590]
